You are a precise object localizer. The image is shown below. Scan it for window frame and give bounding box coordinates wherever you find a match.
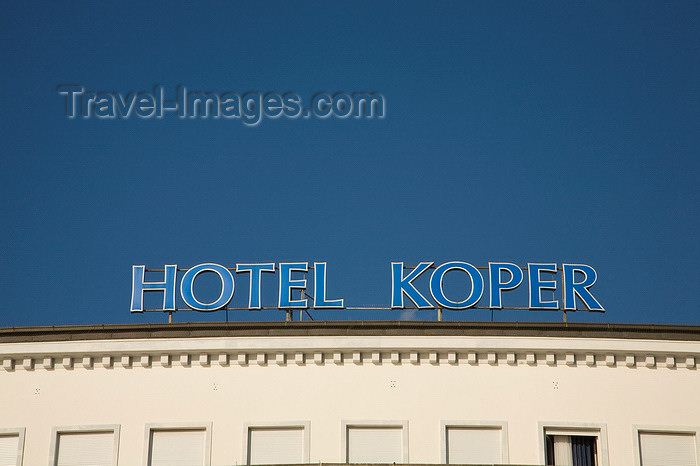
[0,427,26,466]
[538,422,609,466]
[341,420,409,464]
[242,421,310,465]
[632,425,700,466]
[440,420,509,464]
[48,424,120,466]
[142,422,212,466]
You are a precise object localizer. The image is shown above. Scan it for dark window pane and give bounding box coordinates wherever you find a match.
[571,436,596,466]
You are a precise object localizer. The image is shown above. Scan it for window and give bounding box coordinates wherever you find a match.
[0,428,25,466]
[442,422,508,464]
[546,434,597,466]
[539,424,608,466]
[244,422,309,465]
[636,429,698,466]
[49,426,119,466]
[145,423,211,466]
[342,421,408,463]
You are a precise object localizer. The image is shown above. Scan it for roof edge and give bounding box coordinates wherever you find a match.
[1,321,699,343]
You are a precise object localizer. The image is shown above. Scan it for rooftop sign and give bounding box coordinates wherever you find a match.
[131,262,604,314]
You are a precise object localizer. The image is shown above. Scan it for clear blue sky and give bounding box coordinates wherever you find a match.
[1,2,698,327]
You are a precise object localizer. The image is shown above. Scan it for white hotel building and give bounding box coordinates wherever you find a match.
[0,321,698,466]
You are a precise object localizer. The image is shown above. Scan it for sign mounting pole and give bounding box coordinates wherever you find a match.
[561,269,567,323]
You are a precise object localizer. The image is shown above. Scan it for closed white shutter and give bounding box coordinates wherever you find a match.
[347,426,402,463]
[0,435,20,466]
[446,427,501,464]
[639,432,697,466]
[149,429,206,466]
[248,427,304,464]
[56,431,114,466]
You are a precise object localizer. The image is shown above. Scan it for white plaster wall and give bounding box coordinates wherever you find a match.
[1,335,698,465]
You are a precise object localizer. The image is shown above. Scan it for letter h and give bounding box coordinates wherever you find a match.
[131,265,177,312]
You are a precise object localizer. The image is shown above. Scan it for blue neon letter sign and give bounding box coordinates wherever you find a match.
[180,263,235,311]
[563,264,604,311]
[429,261,484,309]
[391,262,434,308]
[488,262,524,309]
[130,265,177,312]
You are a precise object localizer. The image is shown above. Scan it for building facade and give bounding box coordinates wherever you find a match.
[0,321,699,466]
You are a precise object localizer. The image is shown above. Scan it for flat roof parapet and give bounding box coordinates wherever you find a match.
[0,321,699,343]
